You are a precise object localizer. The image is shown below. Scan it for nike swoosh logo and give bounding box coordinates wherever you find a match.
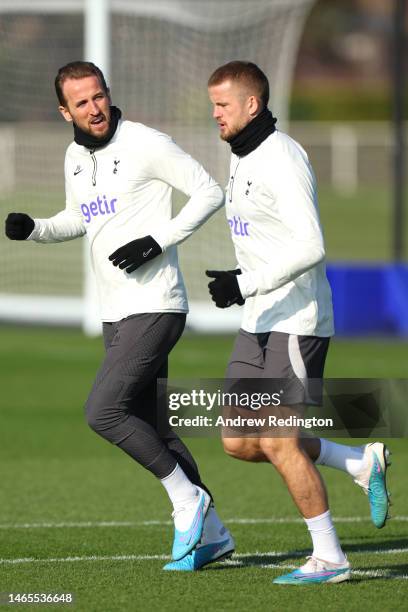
[226,297,239,307]
[296,569,345,580]
[74,169,83,176]
[143,248,153,258]
[201,540,229,556]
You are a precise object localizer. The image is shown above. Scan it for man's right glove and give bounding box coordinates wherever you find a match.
[5,213,35,240]
[109,235,162,274]
[206,269,245,308]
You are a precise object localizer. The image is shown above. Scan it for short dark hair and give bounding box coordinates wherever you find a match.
[208,61,269,108]
[55,61,109,106]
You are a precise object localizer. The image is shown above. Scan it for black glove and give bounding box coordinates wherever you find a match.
[5,213,35,240]
[206,269,245,308]
[109,235,162,274]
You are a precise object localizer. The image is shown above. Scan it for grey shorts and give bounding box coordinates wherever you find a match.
[225,329,330,407]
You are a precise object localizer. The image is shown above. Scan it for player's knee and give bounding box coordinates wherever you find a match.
[259,437,299,466]
[222,437,245,459]
[85,400,103,434]
[85,396,113,438]
[222,437,258,461]
[85,394,134,445]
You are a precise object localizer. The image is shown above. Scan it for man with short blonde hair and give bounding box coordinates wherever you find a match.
[201,60,390,584]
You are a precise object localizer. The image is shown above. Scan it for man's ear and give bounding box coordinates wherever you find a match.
[107,88,112,105]
[58,105,73,123]
[248,95,261,118]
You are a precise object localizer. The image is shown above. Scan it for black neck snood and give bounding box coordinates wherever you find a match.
[73,106,122,149]
[228,108,277,157]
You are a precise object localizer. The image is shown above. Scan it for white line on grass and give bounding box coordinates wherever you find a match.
[227,516,408,525]
[0,516,407,529]
[0,554,169,565]
[0,551,406,581]
[236,549,408,557]
[235,562,408,581]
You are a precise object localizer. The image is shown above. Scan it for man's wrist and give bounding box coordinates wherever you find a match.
[236,272,255,300]
[26,219,38,240]
[150,230,166,252]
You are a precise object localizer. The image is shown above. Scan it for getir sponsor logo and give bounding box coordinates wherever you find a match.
[228,215,249,236]
[81,195,117,223]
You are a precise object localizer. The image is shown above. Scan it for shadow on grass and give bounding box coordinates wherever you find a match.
[343,536,408,554]
[202,539,408,582]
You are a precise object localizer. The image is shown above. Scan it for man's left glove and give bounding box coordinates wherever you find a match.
[206,269,245,308]
[109,235,162,274]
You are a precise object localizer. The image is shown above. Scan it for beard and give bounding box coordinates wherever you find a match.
[221,119,248,143]
[87,114,110,138]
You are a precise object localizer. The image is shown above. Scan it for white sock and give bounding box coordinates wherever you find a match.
[315,439,367,478]
[160,464,198,509]
[304,510,346,565]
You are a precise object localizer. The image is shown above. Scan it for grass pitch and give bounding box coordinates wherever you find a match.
[0,326,407,611]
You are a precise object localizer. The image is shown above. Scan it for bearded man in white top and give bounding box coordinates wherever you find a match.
[4,61,235,571]
[200,61,390,584]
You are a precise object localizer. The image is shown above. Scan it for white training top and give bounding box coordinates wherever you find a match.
[28,120,224,321]
[227,130,334,336]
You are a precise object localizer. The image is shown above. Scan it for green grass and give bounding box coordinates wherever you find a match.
[318,186,408,262]
[0,326,407,611]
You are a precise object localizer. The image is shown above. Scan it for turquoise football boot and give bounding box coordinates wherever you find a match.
[171,487,211,561]
[164,534,234,571]
[273,556,351,585]
[354,442,391,529]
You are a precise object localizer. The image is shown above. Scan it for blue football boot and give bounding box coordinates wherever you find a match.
[354,442,391,529]
[165,505,234,570]
[273,556,351,585]
[171,487,211,561]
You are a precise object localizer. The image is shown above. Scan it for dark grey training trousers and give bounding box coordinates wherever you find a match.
[85,312,211,495]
